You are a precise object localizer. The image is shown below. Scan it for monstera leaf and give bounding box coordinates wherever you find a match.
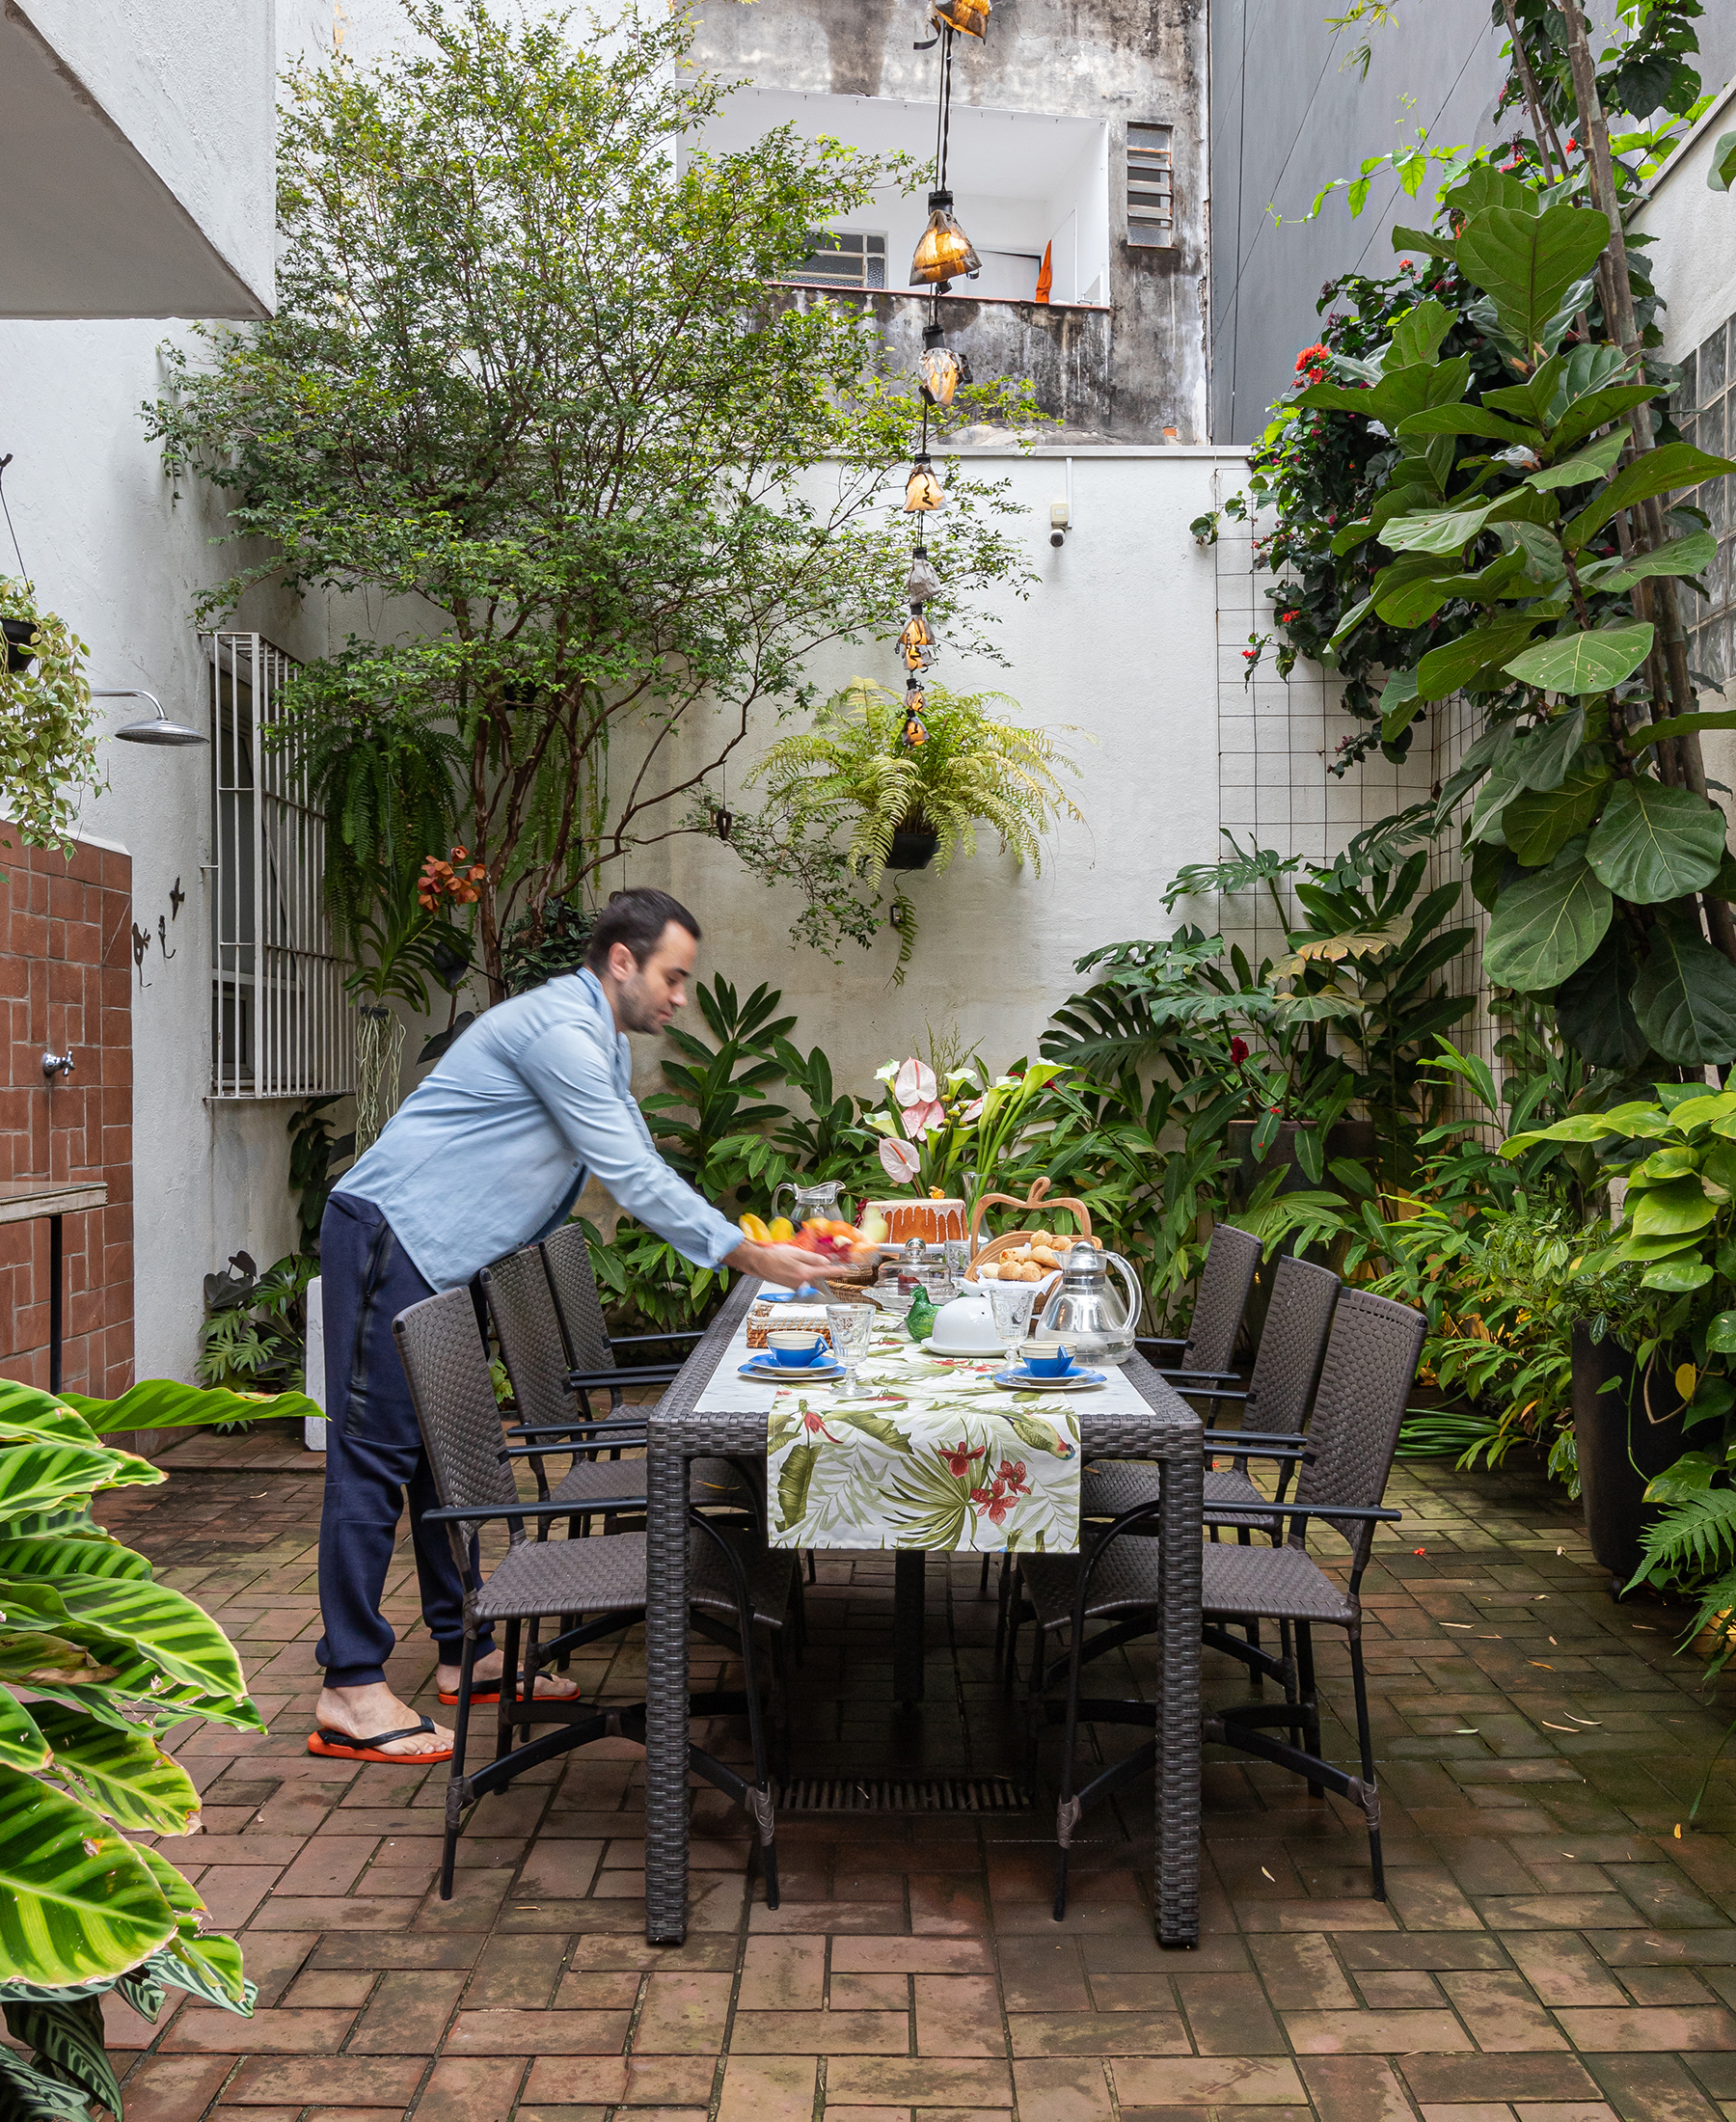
[1453,202,1613,356]
[1587,778,1728,904]
[1482,850,1612,991]
[0,1766,176,1985]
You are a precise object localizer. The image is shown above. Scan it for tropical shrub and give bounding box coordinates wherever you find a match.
[0,578,101,867]
[0,1376,288,2115]
[197,1252,316,1394]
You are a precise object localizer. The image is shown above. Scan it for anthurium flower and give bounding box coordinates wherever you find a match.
[959,1097,986,1123]
[880,1136,921,1183]
[894,1057,937,1106]
[902,1098,946,1135]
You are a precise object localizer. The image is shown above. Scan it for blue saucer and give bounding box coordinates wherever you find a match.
[741,1354,844,1381]
[992,1364,1106,1391]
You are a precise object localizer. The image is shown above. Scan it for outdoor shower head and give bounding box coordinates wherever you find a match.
[96,690,207,747]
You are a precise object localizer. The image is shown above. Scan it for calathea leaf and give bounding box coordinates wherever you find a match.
[1418,620,1544,701]
[1555,925,1650,1070]
[0,1443,160,1524]
[1586,778,1728,904]
[1,1996,122,2121]
[1453,202,1614,355]
[0,1573,248,1699]
[0,1691,48,1773]
[1561,444,1736,550]
[1504,623,1655,695]
[1481,845,1612,991]
[0,2048,93,2120]
[1502,748,1611,867]
[148,1934,254,2015]
[1526,427,1627,491]
[0,1764,177,1985]
[0,1536,150,1588]
[30,1704,201,1835]
[1512,704,1586,791]
[1633,913,1736,1065]
[117,1957,166,2023]
[0,1387,101,1452]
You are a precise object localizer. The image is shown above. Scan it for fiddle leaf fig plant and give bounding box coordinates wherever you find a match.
[0,580,102,867]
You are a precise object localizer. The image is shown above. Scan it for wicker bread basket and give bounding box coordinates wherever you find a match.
[963,1178,1095,1281]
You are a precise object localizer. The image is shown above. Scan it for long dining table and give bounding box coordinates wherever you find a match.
[640,1278,1205,1947]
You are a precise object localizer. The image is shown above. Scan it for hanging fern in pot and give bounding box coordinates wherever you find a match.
[0,578,102,871]
[719,679,1082,983]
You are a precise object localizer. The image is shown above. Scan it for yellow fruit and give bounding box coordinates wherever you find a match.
[768,1216,795,1243]
[738,1212,771,1243]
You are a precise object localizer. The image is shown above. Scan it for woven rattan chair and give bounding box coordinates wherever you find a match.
[394,1287,793,1908]
[540,1220,705,1412]
[1136,1221,1261,1386]
[1081,1254,1341,1530]
[1016,1287,1424,1912]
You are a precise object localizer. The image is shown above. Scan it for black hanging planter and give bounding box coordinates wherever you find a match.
[2,618,36,674]
[887,816,939,871]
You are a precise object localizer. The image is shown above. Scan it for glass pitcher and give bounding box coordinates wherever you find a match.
[1036,1242,1144,1367]
[773,1177,852,1229]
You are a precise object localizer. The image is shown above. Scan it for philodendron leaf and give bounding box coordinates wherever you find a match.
[1482,849,1612,991]
[1556,925,1650,1070]
[1560,443,1736,549]
[1512,704,1587,791]
[1504,623,1655,695]
[30,1705,200,1836]
[0,1764,177,1985]
[1586,778,1728,904]
[1628,1179,1718,1239]
[1502,747,1611,867]
[1633,915,1736,1064]
[1453,201,1613,354]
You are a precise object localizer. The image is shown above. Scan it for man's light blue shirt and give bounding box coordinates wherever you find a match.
[339,968,742,1292]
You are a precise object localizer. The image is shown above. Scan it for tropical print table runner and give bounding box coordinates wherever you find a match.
[764,1315,1082,1553]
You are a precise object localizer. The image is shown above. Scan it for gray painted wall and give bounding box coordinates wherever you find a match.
[688,0,1211,441]
[1208,1,1736,445]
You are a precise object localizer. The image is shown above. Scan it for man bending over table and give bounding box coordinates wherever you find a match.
[308,886,828,1764]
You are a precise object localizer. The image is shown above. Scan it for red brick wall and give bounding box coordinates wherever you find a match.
[0,837,134,1398]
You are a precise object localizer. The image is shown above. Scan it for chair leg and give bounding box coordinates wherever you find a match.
[806,1548,817,1584]
[991,1554,1014,1662]
[1295,1622,1324,1798]
[1052,1611,1091,1922]
[735,1618,779,1912]
[1349,1634,1385,1900]
[442,1634,477,1900]
[496,1617,521,1766]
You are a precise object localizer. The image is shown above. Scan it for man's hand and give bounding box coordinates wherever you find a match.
[725,1238,835,1292]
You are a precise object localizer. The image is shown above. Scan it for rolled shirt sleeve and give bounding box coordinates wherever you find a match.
[516,1022,743,1270]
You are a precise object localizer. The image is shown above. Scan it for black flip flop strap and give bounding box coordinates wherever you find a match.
[318,1716,436,1749]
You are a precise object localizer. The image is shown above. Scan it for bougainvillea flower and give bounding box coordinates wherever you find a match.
[894,1057,937,1106]
[879,1136,922,1183]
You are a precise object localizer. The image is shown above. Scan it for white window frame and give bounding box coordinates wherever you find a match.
[796,229,889,289]
[204,631,355,1100]
[1126,122,1175,247]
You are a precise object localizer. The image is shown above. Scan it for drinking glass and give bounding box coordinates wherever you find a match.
[942,1238,972,1285]
[826,1303,877,1393]
[987,1280,1039,1368]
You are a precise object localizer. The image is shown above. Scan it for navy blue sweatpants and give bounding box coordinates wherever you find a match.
[314,1191,493,1689]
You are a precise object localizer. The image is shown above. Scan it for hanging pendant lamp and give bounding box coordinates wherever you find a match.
[919,322,963,408]
[910,191,981,287]
[932,0,990,36]
[900,613,937,669]
[904,455,945,512]
[907,548,942,604]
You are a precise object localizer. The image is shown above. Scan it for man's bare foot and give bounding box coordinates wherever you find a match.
[314,1679,451,1757]
[437,1646,582,1701]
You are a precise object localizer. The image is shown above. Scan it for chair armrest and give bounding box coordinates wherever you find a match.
[498,1442,646,1464]
[610,1330,705,1349]
[1136,1336,1186,1356]
[423,1500,607,1526]
[1278,1502,1401,1526]
[1159,1367,1240,1385]
[566,1367,679,1391]
[1204,1442,1312,1465]
[507,1418,647,1441]
[1202,1429,1308,1453]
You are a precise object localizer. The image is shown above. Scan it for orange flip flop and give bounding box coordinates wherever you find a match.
[306,1715,453,1764]
[437,1680,583,1707]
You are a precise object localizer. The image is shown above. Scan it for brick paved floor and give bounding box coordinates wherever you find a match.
[91,1423,1736,2122]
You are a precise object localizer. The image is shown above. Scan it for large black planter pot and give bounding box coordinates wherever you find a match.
[2,618,35,674]
[1227,1116,1379,1201]
[1571,1323,1690,1591]
[887,828,939,871]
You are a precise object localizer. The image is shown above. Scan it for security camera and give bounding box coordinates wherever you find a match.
[1049,500,1070,548]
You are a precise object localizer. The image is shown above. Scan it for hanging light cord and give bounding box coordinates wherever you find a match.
[0,457,28,582]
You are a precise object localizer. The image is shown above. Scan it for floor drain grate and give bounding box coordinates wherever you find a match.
[773,1776,1032,1814]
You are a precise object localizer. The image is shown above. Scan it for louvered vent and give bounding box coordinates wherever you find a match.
[1127,122,1175,247]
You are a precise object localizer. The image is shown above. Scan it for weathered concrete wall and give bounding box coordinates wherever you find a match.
[690,0,1210,443]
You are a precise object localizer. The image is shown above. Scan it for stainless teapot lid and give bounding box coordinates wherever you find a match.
[1062,1240,1106,1279]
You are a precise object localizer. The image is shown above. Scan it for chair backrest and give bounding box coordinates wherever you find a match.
[1240,1255,1341,1436]
[1288,1288,1426,1570]
[394,1288,523,1549]
[1181,1223,1261,1374]
[539,1221,615,1374]
[482,1244,579,1434]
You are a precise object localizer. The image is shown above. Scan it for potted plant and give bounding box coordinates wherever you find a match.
[0,576,101,861]
[1505,1088,1736,1586]
[733,679,1082,981]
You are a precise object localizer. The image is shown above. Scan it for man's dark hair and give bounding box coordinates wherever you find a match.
[583,886,701,973]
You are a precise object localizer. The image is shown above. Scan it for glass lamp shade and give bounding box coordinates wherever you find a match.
[919,343,963,407]
[904,457,945,513]
[900,614,935,668]
[910,194,981,287]
[907,551,942,604]
[932,0,990,35]
[901,696,930,748]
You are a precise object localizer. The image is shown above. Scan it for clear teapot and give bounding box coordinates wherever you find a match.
[1037,1242,1144,1368]
[773,1177,852,1228]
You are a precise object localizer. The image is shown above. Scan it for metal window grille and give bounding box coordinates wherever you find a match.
[205,632,354,1099]
[796,229,888,288]
[1126,122,1175,246]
